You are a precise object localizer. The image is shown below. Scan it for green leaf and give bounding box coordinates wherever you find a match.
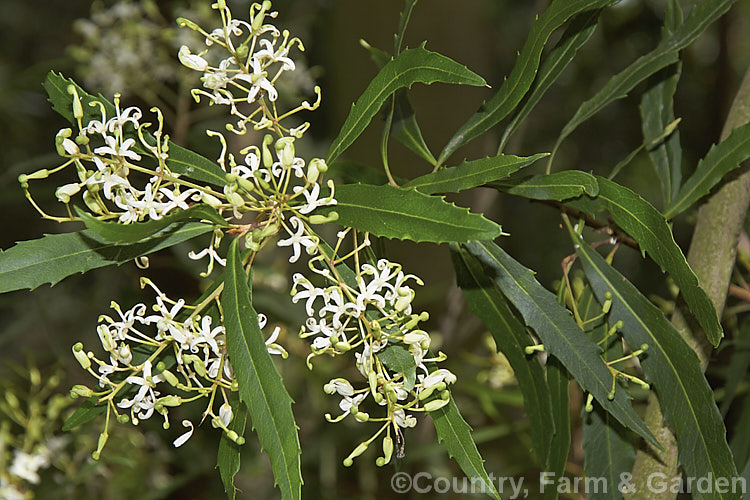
[570,227,740,500]
[438,0,617,165]
[361,3,437,165]
[544,358,570,500]
[217,396,249,500]
[640,68,682,208]
[665,121,750,219]
[431,397,501,500]
[221,239,302,500]
[552,0,735,158]
[327,160,393,186]
[499,9,603,153]
[326,45,486,165]
[320,183,501,243]
[579,288,634,500]
[62,397,107,431]
[390,89,437,165]
[75,204,228,243]
[460,240,657,447]
[490,171,599,200]
[452,245,554,466]
[402,153,548,194]
[582,406,634,500]
[0,223,213,293]
[565,176,723,345]
[43,72,227,187]
[720,321,750,416]
[377,344,417,391]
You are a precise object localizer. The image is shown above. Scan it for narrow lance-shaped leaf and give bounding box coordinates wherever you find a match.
[431,397,501,500]
[217,396,249,500]
[0,223,213,294]
[438,0,617,165]
[460,240,657,447]
[552,0,736,159]
[62,397,107,431]
[327,45,485,165]
[402,153,549,194]
[640,0,683,208]
[221,239,302,500]
[75,204,229,244]
[318,183,501,243]
[568,224,740,500]
[490,171,599,201]
[565,176,722,345]
[544,358,570,500]
[499,9,603,153]
[451,245,554,466]
[665,121,750,219]
[44,72,227,187]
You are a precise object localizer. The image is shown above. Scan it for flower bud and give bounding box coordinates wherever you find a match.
[423,398,449,412]
[308,211,339,225]
[56,183,81,203]
[343,441,369,467]
[70,385,93,398]
[72,343,91,370]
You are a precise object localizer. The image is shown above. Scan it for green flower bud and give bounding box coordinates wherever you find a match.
[423,398,450,412]
[72,343,91,370]
[70,385,93,398]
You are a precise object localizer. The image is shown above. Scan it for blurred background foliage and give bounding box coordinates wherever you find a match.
[1,0,749,498]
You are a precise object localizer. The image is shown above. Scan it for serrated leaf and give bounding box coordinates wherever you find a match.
[402,153,548,194]
[499,9,603,152]
[491,171,599,200]
[544,358,570,500]
[452,245,554,465]
[217,395,248,500]
[319,183,501,243]
[460,240,657,447]
[665,121,750,219]
[75,204,228,243]
[569,225,740,500]
[439,0,617,165]
[431,397,501,500]
[221,239,302,500]
[565,176,722,345]
[44,72,227,187]
[327,45,486,165]
[0,223,212,293]
[62,397,107,431]
[377,345,416,391]
[552,0,735,156]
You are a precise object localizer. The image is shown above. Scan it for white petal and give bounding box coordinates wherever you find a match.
[173,419,194,447]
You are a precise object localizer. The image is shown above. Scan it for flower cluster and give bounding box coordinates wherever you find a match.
[177,0,319,135]
[18,0,457,470]
[70,278,285,453]
[292,230,456,466]
[19,90,217,225]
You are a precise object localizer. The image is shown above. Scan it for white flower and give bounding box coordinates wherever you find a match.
[324,378,354,397]
[255,38,295,71]
[0,476,25,500]
[9,449,49,484]
[292,182,336,214]
[94,135,141,161]
[173,419,195,447]
[393,408,417,428]
[117,360,163,420]
[320,287,361,328]
[178,45,209,71]
[235,57,278,102]
[291,273,324,316]
[277,217,317,263]
[420,369,457,389]
[219,402,234,427]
